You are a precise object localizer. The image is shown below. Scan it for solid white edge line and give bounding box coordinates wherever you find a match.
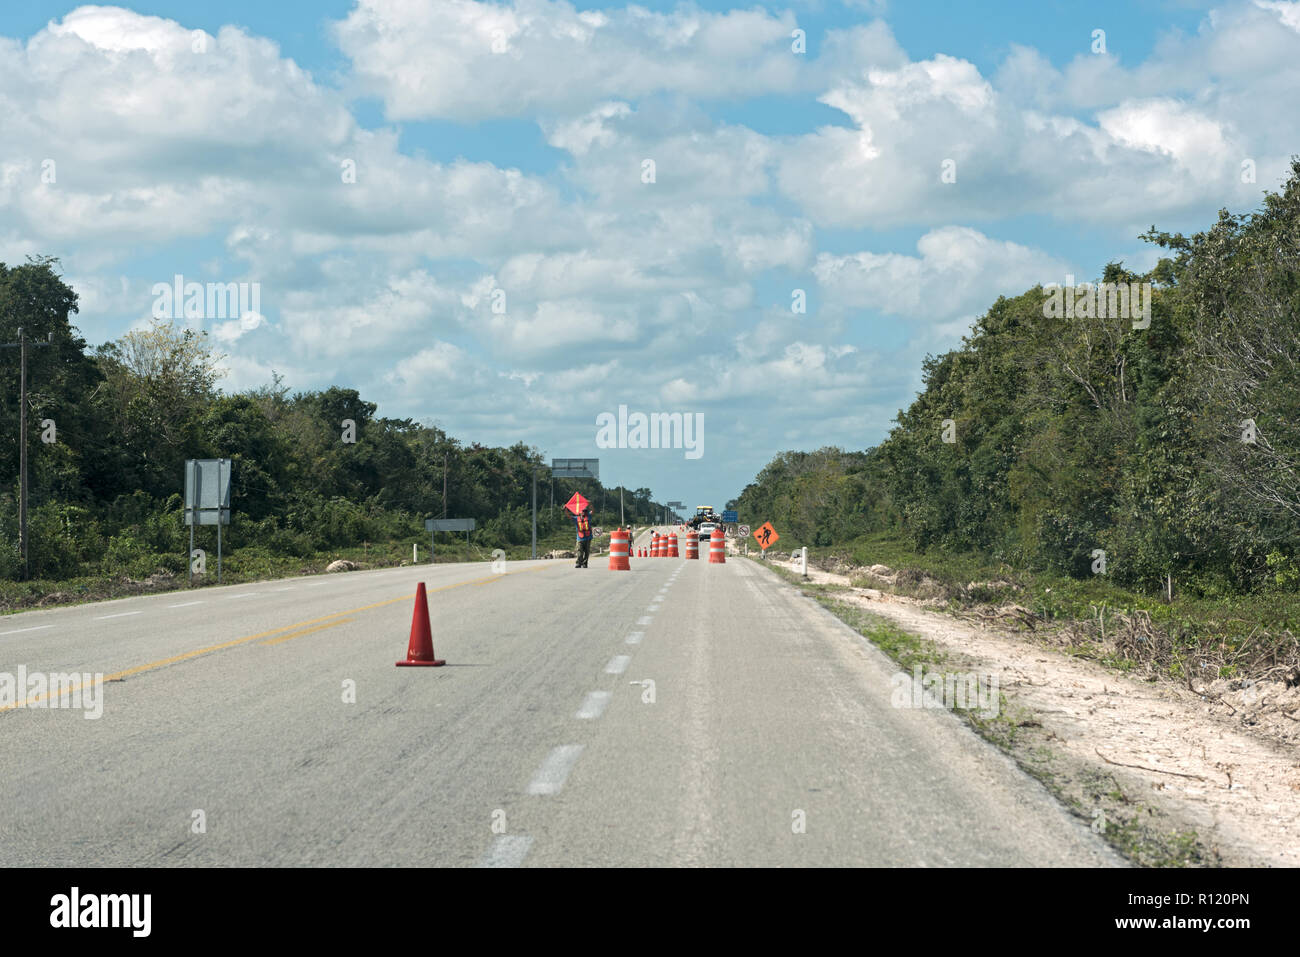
[93,611,142,620]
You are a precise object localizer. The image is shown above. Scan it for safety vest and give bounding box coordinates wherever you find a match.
[576,515,591,537]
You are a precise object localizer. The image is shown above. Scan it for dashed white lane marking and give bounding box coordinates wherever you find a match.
[605,655,631,675]
[648,604,661,612]
[479,835,534,868]
[636,615,653,625]
[575,690,612,719]
[0,624,52,636]
[625,631,644,645]
[527,745,585,795]
[93,611,142,620]
[167,601,203,608]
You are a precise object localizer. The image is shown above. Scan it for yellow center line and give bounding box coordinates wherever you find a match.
[1,562,561,712]
[260,616,356,647]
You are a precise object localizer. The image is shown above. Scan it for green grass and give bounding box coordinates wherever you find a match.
[812,530,1300,684]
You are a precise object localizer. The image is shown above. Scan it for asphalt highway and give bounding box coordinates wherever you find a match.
[0,533,1120,866]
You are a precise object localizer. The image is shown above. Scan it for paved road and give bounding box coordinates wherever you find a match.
[0,536,1120,866]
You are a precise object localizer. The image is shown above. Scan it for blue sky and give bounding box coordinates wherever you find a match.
[1,0,1296,510]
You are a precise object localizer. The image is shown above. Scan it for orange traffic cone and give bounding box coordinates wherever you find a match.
[396,582,445,666]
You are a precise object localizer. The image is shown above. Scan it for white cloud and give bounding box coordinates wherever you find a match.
[813,226,1071,320]
[1097,98,1233,172]
[1255,0,1300,32]
[543,102,633,155]
[334,0,804,120]
[3,1,1299,502]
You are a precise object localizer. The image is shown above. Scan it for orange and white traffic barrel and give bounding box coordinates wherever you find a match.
[667,533,679,557]
[708,527,726,564]
[685,532,698,559]
[607,528,630,570]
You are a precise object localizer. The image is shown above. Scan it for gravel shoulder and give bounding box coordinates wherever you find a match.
[755,553,1300,867]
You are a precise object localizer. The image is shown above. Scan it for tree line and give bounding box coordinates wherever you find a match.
[0,259,664,582]
[737,159,1300,596]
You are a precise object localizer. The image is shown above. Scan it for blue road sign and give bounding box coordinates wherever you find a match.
[722,510,738,523]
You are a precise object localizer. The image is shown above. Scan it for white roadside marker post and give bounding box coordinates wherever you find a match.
[801,546,808,578]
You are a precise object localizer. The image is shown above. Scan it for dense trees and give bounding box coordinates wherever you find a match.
[0,261,664,580]
[737,159,1300,595]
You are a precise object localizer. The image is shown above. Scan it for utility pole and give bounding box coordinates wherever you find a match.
[443,451,448,518]
[531,465,537,560]
[619,487,624,527]
[1,327,53,579]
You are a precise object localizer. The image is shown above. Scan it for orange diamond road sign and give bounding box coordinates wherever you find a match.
[753,522,779,550]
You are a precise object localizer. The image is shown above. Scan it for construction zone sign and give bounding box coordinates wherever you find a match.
[753,522,779,551]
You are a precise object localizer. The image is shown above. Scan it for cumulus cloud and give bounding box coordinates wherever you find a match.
[334,0,804,120]
[2,1,1299,499]
[813,227,1071,320]
[775,4,1300,229]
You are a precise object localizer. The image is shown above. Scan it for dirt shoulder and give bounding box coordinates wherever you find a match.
[754,554,1300,867]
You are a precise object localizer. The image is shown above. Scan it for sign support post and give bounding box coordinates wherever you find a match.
[427,518,476,565]
[183,458,232,586]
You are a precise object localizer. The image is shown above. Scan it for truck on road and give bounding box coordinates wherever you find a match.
[690,505,721,543]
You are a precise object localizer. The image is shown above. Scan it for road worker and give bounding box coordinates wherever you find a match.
[574,505,593,568]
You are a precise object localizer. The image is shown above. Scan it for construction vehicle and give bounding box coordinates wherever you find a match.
[689,505,720,541]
